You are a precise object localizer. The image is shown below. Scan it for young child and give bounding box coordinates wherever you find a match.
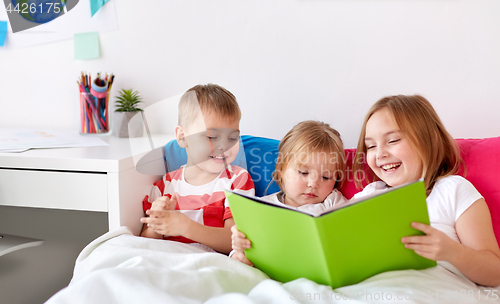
[140,84,255,254]
[353,94,500,287]
[231,120,348,265]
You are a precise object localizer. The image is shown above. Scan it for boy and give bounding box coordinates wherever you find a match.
[140,84,254,254]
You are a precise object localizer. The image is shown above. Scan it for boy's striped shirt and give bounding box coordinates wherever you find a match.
[142,165,254,244]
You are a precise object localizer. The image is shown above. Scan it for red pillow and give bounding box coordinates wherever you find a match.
[456,137,500,246]
[341,137,500,246]
[342,149,360,199]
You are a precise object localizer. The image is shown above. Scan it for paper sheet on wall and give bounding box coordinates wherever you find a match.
[0,0,117,48]
[0,128,108,153]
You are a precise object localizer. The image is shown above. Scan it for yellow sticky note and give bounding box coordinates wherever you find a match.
[74,32,100,60]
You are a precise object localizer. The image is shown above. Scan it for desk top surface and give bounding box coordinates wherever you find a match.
[0,132,175,173]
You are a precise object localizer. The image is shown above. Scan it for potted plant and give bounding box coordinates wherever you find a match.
[114,88,144,138]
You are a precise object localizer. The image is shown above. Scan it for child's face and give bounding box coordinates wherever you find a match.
[282,152,337,207]
[364,108,423,187]
[182,112,240,176]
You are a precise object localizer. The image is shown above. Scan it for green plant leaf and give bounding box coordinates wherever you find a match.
[114,88,144,112]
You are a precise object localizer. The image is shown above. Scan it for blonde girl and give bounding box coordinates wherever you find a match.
[231,120,347,265]
[353,95,500,287]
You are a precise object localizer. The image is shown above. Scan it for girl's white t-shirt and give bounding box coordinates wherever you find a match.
[353,175,483,279]
[262,189,347,216]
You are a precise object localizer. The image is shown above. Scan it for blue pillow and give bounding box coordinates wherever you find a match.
[164,135,280,197]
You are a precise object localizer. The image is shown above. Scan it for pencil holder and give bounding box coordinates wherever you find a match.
[79,91,111,135]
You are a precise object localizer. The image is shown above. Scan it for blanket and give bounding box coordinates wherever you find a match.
[45,227,268,304]
[46,227,499,304]
[208,267,499,304]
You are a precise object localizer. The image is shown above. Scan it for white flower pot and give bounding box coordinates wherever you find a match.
[114,112,144,138]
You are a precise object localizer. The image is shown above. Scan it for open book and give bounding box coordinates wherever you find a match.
[226,179,437,288]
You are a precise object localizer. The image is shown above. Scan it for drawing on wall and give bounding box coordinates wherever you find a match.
[13,0,68,23]
[3,0,79,32]
[0,0,117,48]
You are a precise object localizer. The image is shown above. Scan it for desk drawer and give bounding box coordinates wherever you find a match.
[0,169,107,212]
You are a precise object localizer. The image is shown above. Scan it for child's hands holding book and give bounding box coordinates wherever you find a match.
[230,225,253,266]
[401,221,461,262]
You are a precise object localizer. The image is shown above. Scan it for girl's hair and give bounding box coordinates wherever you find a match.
[353,95,464,195]
[272,120,346,191]
[178,84,241,128]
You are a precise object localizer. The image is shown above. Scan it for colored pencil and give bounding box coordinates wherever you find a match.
[77,72,115,134]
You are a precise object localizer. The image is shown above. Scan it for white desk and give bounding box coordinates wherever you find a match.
[0,132,175,235]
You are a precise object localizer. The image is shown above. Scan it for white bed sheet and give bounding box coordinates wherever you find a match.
[45,227,500,304]
[209,267,500,304]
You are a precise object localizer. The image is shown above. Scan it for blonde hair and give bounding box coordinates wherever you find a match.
[272,120,346,191]
[353,95,463,195]
[178,84,241,128]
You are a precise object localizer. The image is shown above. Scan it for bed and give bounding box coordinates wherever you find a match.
[45,135,500,304]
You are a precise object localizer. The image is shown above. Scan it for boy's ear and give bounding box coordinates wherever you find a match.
[175,125,188,148]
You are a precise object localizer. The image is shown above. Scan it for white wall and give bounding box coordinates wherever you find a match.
[1,0,499,148]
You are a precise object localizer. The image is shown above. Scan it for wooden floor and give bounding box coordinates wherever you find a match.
[0,206,108,304]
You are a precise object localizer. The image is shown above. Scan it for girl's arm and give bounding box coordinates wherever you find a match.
[230,225,253,266]
[450,199,500,285]
[402,198,500,286]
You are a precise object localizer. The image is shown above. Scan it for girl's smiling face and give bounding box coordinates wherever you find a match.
[281,152,337,207]
[364,108,423,187]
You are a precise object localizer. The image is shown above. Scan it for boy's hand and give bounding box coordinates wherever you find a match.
[141,208,191,237]
[231,225,251,251]
[151,194,177,212]
[401,222,460,261]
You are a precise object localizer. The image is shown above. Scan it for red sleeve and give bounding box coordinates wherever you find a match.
[142,195,153,213]
[223,170,255,221]
[142,177,169,212]
[231,170,255,193]
[223,206,233,220]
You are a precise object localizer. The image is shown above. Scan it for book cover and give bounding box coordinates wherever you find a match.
[226,179,437,288]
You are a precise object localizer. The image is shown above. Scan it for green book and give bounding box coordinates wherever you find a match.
[226,179,437,288]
